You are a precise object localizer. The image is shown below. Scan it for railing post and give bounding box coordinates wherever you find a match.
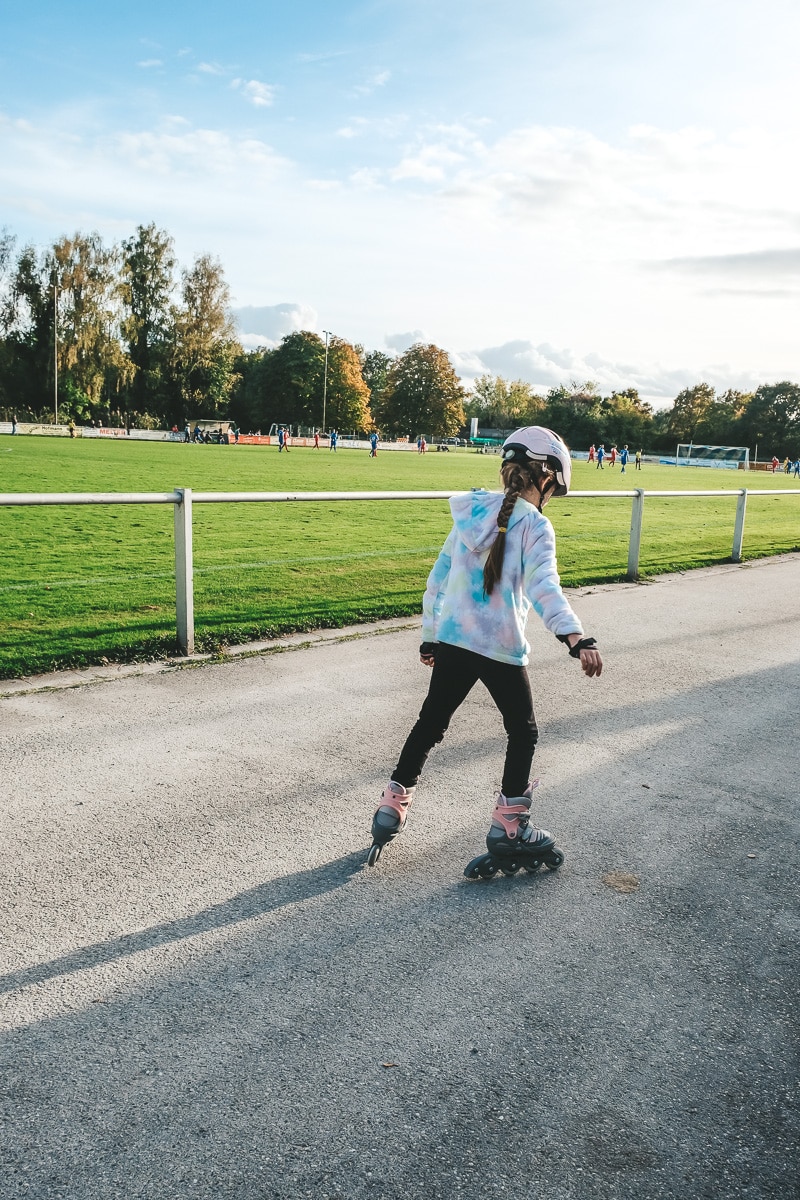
[627,489,644,581]
[732,489,747,562]
[174,487,195,656]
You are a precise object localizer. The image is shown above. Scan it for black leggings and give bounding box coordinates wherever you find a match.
[392,642,538,797]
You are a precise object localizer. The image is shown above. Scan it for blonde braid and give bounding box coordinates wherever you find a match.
[483,463,529,595]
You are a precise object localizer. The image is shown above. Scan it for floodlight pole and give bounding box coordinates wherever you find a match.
[54,282,58,426]
[322,329,331,434]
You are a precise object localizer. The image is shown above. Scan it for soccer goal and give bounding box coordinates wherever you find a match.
[676,444,750,470]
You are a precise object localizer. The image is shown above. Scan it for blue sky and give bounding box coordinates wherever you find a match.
[3,0,800,403]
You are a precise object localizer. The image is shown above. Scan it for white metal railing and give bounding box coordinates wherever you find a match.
[1,487,798,656]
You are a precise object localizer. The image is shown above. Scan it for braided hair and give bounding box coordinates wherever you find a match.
[482,458,559,596]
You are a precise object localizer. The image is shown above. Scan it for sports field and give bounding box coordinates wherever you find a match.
[1,436,799,678]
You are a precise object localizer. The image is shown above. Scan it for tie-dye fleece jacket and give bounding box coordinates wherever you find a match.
[421,489,583,666]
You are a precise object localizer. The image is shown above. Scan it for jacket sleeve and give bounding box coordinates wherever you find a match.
[421,528,457,643]
[522,516,584,637]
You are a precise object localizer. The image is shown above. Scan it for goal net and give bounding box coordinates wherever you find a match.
[676,444,750,470]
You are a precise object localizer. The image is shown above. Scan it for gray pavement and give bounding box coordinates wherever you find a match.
[1,556,798,1199]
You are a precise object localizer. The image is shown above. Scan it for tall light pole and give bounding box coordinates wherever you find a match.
[322,330,332,434]
[53,281,59,426]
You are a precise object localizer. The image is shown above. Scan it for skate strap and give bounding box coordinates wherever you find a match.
[491,802,529,840]
[380,789,413,820]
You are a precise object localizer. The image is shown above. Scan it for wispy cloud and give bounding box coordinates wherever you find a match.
[197,62,227,76]
[231,79,276,107]
[352,69,391,97]
[655,247,800,280]
[136,59,163,69]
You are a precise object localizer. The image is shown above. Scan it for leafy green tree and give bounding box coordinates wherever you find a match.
[737,381,800,458]
[52,232,131,413]
[598,388,654,449]
[170,254,240,420]
[467,374,544,429]
[695,388,752,446]
[665,383,716,443]
[541,381,604,448]
[255,331,326,429]
[121,223,177,416]
[382,343,466,437]
[0,243,57,415]
[361,349,393,426]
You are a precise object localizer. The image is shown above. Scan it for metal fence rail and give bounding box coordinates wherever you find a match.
[2,487,798,656]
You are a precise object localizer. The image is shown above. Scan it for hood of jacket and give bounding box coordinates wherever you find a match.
[449,489,536,553]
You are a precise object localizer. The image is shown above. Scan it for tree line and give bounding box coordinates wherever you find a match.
[1,224,799,455]
[468,377,800,458]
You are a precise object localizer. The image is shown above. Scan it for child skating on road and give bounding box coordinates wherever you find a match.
[367,426,603,878]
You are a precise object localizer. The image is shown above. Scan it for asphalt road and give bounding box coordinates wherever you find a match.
[1,556,798,1199]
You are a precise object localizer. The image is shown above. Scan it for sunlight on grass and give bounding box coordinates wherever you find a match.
[1,437,798,677]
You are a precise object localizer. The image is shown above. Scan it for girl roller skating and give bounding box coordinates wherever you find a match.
[367,426,603,877]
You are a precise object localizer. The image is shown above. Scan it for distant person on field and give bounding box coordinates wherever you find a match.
[420,437,427,453]
[635,449,642,470]
[417,436,423,453]
[330,429,338,452]
[283,430,291,452]
[588,444,595,462]
[783,457,790,474]
[68,419,75,438]
[314,430,320,448]
[609,446,617,467]
[369,431,379,457]
[619,445,629,474]
[11,414,17,435]
[278,427,285,451]
[771,456,779,474]
[793,458,800,478]
[596,445,605,469]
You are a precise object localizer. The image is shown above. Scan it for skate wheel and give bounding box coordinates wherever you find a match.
[464,854,499,880]
[522,859,543,874]
[500,861,521,876]
[545,850,565,870]
[366,842,383,867]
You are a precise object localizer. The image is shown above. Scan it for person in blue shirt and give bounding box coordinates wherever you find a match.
[369,431,379,457]
[619,445,629,474]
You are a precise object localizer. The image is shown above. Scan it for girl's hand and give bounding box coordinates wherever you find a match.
[419,641,437,668]
[579,648,603,677]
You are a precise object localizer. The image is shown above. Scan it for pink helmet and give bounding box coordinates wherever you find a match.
[501,426,572,496]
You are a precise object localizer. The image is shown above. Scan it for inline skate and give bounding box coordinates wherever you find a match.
[464,782,564,879]
[366,781,415,866]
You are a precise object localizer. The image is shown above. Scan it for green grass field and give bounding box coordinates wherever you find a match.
[1,435,799,679]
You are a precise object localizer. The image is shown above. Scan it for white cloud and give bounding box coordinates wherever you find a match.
[450,339,768,406]
[385,330,426,351]
[136,59,163,69]
[231,79,276,107]
[232,303,319,347]
[197,62,226,76]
